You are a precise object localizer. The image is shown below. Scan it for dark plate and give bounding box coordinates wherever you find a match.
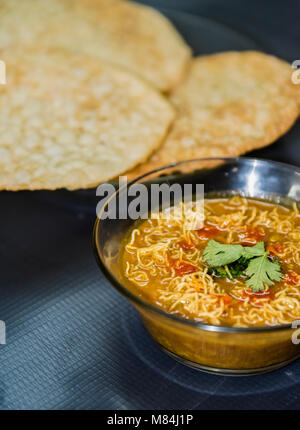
[2,10,300,410]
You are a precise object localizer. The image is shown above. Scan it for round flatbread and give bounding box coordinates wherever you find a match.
[0,48,174,190]
[127,51,300,180]
[0,0,191,92]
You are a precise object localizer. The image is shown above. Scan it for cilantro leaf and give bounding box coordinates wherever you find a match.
[242,242,265,259]
[203,239,283,292]
[209,266,228,277]
[210,257,249,278]
[227,257,249,277]
[245,254,282,292]
[202,239,244,267]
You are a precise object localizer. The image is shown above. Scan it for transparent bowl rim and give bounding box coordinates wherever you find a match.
[93,157,300,333]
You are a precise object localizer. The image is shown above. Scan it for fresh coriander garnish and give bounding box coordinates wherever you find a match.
[245,254,282,292]
[209,257,249,279]
[202,240,245,267]
[202,239,282,292]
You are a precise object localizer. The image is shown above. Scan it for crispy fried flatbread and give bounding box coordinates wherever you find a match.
[0,48,174,190]
[126,51,300,180]
[0,0,191,92]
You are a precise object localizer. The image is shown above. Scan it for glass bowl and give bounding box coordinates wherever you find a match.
[93,157,300,375]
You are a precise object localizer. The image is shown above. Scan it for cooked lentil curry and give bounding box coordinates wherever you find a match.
[120,196,300,327]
